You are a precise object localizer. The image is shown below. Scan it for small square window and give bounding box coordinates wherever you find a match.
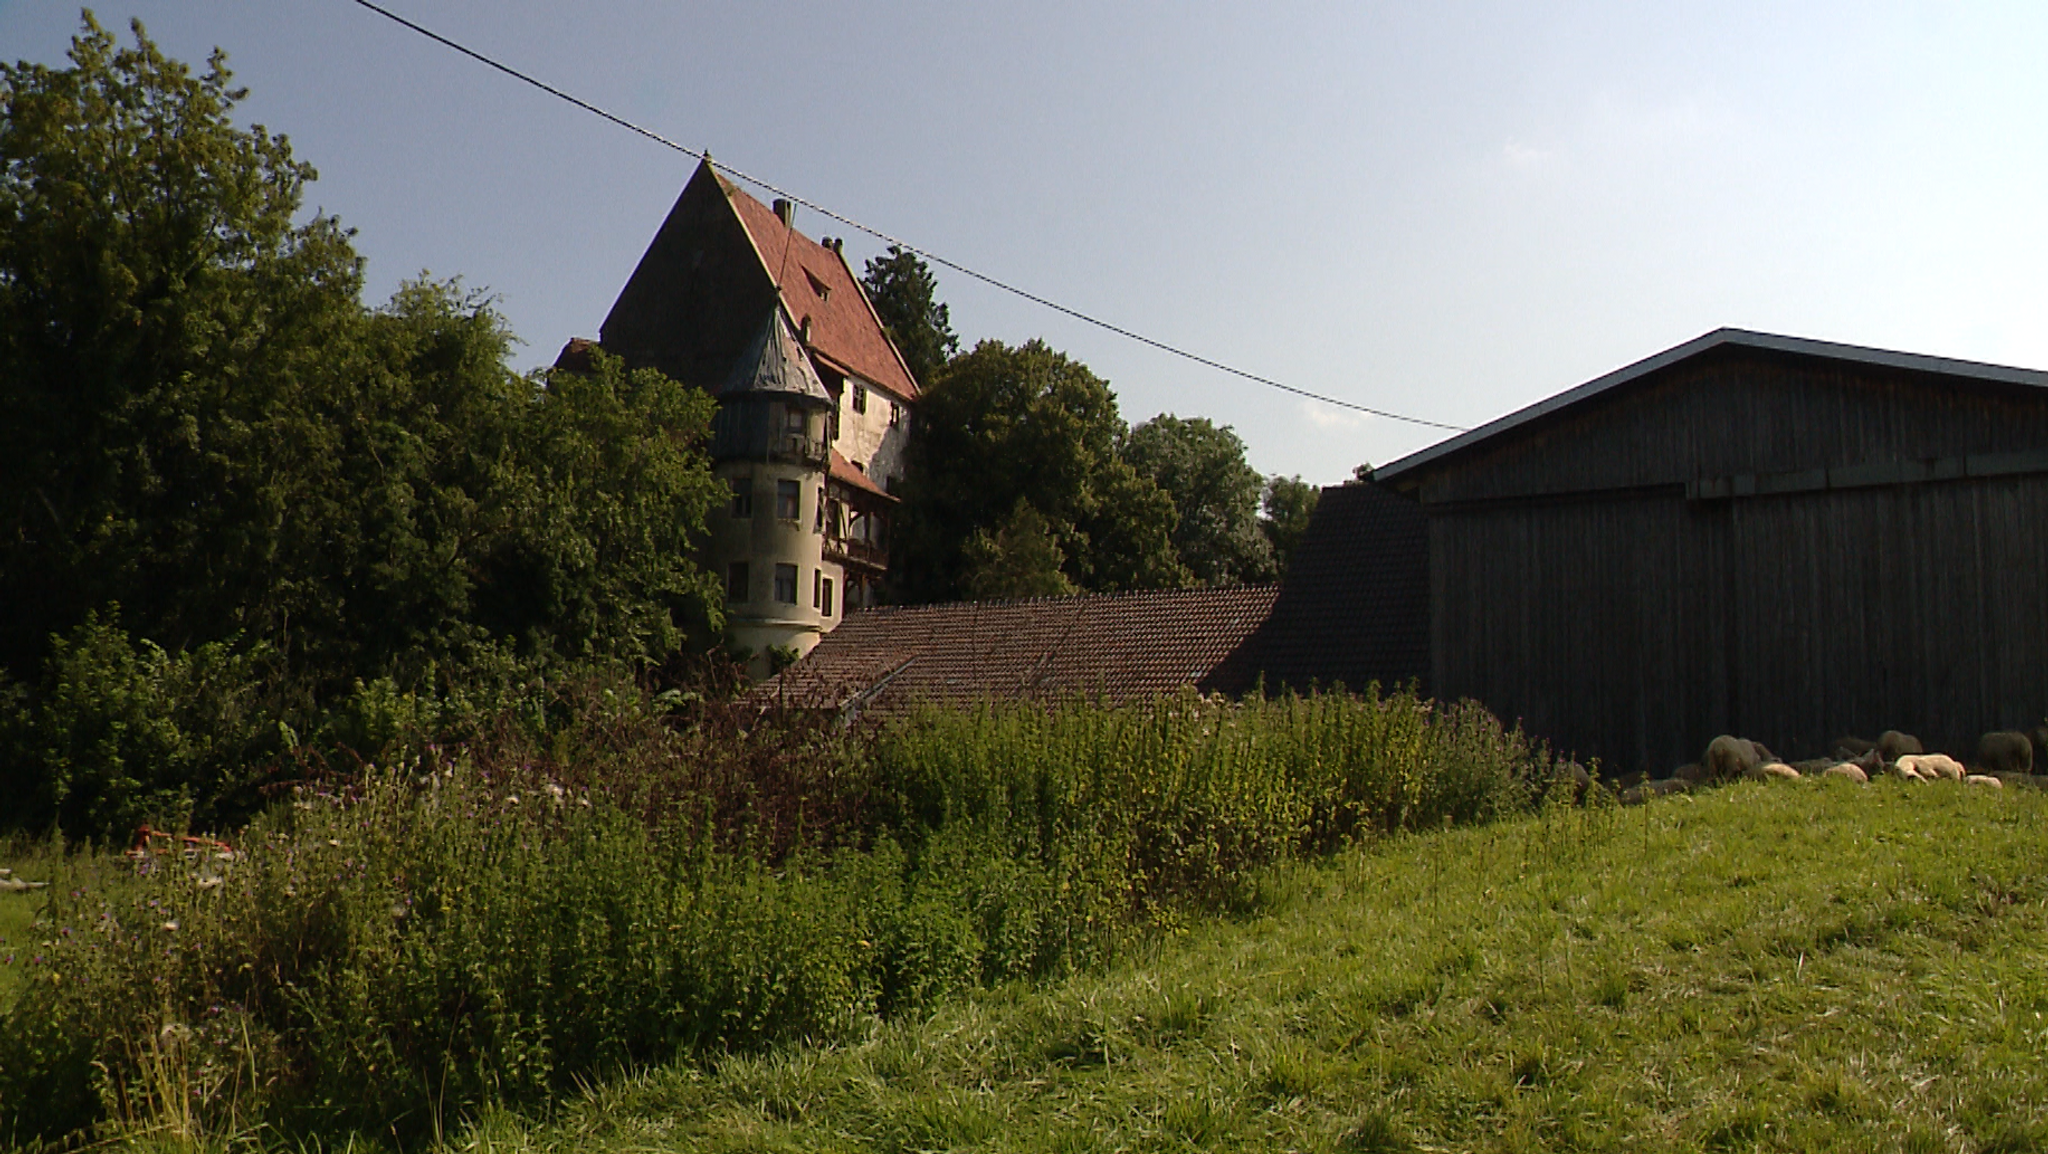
[774,563,798,605]
[785,405,806,433]
[822,578,834,617]
[776,479,801,520]
[852,384,868,414]
[728,477,753,519]
[725,562,749,602]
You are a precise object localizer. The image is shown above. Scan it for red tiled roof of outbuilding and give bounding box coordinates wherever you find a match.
[721,177,921,403]
[753,584,1280,714]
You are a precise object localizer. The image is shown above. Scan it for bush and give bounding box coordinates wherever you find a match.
[0,613,277,843]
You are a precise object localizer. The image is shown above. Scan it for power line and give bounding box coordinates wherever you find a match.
[345,0,1468,433]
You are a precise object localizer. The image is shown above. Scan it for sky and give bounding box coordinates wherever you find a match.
[4,1,2046,485]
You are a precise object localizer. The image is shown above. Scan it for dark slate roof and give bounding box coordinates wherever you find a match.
[1377,328,2048,483]
[754,584,1280,714]
[721,309,832,403]
[1208,482,1429,696]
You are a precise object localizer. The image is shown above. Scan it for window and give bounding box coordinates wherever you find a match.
[815,486,827,533]
[852,384,868,414]
[774,563,798,605]
[822,577,834,617]
[725,562,749,602]
[776,479,801,520]
[890,401,903,427]
[728,477,752,519]
[812,569,822,609]
[785,405,806,434]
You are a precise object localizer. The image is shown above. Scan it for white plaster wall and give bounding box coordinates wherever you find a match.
[832,376,913,492]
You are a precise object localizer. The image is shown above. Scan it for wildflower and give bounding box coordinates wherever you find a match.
[162,921,179,933]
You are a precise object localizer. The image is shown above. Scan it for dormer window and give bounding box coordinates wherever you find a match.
[805,269,830,302]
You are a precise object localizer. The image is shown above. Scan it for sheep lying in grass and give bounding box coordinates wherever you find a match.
[1822,762,1869,783]
[1746,762,1802,781]
[1897,753,1965,782]
[1966,774,2004,789]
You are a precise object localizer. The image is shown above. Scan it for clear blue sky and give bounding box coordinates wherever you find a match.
[5,1,2045,484]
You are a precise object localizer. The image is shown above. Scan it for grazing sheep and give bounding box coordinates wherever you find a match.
[1878,730,1924,764]
[1832,736,1876,761]
[1977,731,2035,776]
[1673,761,1708,785]
[1822,762,1869,783]
[1898,753,1964,782]
[1621,778,1690,806]
[1548,761,1593,804]
[1703,735,1762,782]
[1965,774,2003,789]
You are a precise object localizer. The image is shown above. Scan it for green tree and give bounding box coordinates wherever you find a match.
[1260,474,1320,576]
[896,339,1187,602]
[0,18,727,837]
[962,500,1078,601]
[861,245,958,386]
[0,13,363,678]
[1123,414,1275,585]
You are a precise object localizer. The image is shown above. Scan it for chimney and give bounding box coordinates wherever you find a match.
[772,198,793,227]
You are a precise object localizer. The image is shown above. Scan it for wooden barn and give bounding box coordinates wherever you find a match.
[1374,328,2048,775]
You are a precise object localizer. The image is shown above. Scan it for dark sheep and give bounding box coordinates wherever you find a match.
[1832,735,1876,761]
[1878,730,1923,764]
[1621,778,1689,805]
[1703,735,1761,782]
[1976,731,2034,776]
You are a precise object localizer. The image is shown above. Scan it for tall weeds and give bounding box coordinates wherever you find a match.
[0,684,1554,1148]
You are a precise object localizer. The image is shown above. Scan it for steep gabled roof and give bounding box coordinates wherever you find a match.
[753,584,1280,714]
[599,158,921,402]
[1377,328,2048,484]
[721,176,921,402]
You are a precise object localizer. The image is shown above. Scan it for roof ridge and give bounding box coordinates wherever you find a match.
[1378,328,2048,482]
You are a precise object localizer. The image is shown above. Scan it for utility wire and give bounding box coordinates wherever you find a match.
[346,0,1468,433]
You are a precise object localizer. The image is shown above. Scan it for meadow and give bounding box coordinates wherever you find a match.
[452,779,2048,1154]
[0,687,1549,1149]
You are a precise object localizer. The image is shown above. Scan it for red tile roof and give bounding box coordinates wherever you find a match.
[721,177,921,404]
[829,449,896,502]
[753,584,1280,714]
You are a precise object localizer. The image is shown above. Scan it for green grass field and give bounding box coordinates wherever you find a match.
[459,779,2048,1154]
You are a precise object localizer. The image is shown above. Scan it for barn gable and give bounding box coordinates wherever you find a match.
[1377,329,2048,775]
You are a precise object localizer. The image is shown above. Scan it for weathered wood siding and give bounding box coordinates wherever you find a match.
[1419,345,2048,772]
